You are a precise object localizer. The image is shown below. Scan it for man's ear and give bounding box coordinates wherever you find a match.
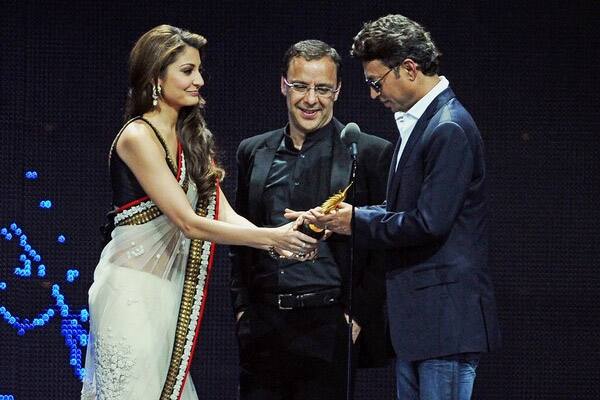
[333,82,342,101]
[402,59,419,81]
[280,76,288,97]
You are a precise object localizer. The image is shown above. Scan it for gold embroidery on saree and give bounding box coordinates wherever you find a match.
[160,190,215,400]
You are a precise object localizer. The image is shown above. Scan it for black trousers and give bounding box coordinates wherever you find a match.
[237,303,354,400]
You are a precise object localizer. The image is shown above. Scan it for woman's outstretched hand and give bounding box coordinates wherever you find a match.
[272,221,318,255]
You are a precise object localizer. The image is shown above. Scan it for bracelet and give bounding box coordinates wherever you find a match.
[267,246,283,260]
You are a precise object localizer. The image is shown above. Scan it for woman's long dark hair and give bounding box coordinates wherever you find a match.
[125,25,224,201]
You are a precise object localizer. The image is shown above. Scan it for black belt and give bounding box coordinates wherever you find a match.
[257,288,341,310]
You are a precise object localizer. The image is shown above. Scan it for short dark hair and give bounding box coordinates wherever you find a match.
[281,40,342,84]
[351,14,441,76]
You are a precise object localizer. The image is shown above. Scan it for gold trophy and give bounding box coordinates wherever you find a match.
[298,182,353,239]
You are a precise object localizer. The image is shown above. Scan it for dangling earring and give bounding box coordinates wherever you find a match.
[152,84,162,106]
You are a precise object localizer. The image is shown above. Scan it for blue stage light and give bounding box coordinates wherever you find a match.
[1,223,89,382]
[25,170,39,180]
[2,171,90,384]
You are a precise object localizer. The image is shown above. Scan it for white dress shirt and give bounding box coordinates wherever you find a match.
[394,76,449,171]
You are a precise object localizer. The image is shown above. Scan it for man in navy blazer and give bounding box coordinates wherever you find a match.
[307,14,501,400]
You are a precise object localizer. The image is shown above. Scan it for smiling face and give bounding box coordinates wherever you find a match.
[158,45,204,110]
[281,56,340,138]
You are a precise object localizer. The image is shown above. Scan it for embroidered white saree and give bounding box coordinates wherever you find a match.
[81,157,219,399]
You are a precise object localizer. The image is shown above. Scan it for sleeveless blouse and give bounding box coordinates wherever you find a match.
[99,117,188,243]
[109,116,184,209]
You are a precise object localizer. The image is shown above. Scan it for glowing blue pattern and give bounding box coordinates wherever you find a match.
[24,170,38,180]
[39,200,53,209]
[1,170,89,387]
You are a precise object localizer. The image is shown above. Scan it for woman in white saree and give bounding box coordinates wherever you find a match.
[80,25,317,400]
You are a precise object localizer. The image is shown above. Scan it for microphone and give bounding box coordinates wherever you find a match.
[340,122,360,159]
[340,122,361,400]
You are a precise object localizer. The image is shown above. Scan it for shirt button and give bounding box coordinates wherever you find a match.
[280,270,285,274]
[299,154,305,159]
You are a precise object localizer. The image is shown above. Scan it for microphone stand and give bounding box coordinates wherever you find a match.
[345,152,357,400]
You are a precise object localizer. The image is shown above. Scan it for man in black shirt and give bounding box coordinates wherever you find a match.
[230,40,393,399]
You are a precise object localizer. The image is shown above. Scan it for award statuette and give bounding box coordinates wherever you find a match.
[298,183,353,239]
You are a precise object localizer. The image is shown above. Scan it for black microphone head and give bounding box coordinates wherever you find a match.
[340,122,360,146]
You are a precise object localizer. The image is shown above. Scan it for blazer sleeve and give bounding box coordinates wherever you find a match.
[229,141,252,313]
[355,121,474,248]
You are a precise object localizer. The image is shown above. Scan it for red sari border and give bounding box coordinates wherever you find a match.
[177,180,220,399]
[159,181,220,400]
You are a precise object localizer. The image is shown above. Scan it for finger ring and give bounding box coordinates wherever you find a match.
[301,242,306,248]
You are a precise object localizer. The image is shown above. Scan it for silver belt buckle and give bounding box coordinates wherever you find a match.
[278,293,294,310]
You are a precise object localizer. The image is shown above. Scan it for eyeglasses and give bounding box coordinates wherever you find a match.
[283,77,339,98]
[365,66,396,93]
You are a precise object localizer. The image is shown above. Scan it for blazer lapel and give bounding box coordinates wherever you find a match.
[330,119,353,195]
[386,137,403,206]
[386,88,456,208]
[248,130,283,221]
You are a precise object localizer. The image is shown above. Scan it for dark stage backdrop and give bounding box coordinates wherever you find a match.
[1,1,598,399]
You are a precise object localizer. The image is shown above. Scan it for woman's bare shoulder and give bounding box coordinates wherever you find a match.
[116,120,159,156]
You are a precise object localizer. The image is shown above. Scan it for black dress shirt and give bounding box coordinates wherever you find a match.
[254,121,341,294]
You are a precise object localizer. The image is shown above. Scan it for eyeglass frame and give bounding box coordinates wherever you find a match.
[282,77,340,98]
[365,65,398,93]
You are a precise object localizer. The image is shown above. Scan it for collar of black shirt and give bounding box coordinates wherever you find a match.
[282,120,335,153]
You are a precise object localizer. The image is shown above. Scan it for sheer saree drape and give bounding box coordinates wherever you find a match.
[81,182,217,400]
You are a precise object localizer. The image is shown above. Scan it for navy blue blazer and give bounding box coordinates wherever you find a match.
[355,88,501,361]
